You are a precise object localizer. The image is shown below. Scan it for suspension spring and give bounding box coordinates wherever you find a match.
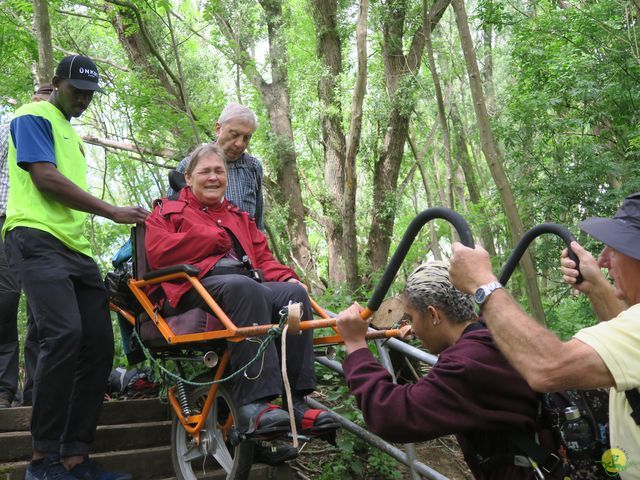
[175,380,192,417]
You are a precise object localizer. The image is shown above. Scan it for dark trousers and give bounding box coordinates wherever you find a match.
[5,227,114,456]
[0,216,38,404]
[175,274,316,405]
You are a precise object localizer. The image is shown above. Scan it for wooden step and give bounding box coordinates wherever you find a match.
[99,399,170,426]
[0,421,171,462]
[0,399,169,433]
[0,446,293,480]
[0,397,295,479]
[134,463,294,480]
[0,446,173,480]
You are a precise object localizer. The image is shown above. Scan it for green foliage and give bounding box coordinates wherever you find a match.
[4,0,639,426]
[503,0,640,220]
[0,0,39,115]
[476,0,512,31]
[544,291,598,341]
[311,429,401,479]
[314,357,403,480]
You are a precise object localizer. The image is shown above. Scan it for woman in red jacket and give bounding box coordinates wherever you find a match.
[145,143,335,439]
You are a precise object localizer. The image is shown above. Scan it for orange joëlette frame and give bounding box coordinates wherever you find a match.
[125,272,399,346]
[109,271,401,439]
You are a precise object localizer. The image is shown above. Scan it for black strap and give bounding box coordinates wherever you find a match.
[625,389,640,425]
[470,430,564,479]
[506,431,566,478]
[218,227,264,282]
[462,321,486,335]
[221,226,251,268]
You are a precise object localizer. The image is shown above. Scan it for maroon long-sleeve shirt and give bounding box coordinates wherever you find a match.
[343,325,538,479]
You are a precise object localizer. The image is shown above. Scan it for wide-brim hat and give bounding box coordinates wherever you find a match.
[580,192,640,261]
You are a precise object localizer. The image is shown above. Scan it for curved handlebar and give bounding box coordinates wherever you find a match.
[498,223,582,286]
[363,208,475,318]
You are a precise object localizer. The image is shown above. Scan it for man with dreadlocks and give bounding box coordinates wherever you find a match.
[335,261,541,480]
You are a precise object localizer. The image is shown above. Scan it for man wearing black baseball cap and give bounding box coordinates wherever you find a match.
[55,54,104,93]
[4,55,147,480]
[447,192,640,478]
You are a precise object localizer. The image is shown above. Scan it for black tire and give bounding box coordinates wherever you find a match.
[171,381,254,480]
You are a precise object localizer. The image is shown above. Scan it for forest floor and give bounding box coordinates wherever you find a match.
[291,433,472,479]
[408,437,473,479]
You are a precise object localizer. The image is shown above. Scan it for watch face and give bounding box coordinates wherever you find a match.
[474,288,486,304]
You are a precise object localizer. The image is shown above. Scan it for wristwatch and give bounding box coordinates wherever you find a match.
[474,281,503,307]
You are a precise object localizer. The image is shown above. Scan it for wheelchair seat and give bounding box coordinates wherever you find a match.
[138,307,224,348]
[131,224,227,351]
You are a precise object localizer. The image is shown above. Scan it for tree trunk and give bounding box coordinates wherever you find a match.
[343,0,369,291]
[110,6,180,102]
[408,125,442,260]
[311,0,368,291]
[107,2,203,144]
[214,0,320,290]
[259,0,318,288]
[450,102,496,256]
[32,0,54,87]
[451,0,545,322]
[311,0,348,285]
[414,152,443,261]
[425,21,455,239]
[367,0,451,274]
[481,16,497,116]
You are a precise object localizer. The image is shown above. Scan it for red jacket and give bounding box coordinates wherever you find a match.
[145,187,298,307]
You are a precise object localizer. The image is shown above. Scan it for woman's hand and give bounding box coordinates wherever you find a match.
[336,303,370,354]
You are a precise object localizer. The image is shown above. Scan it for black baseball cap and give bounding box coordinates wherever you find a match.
[55,55,104,93]
[580,192,640,260]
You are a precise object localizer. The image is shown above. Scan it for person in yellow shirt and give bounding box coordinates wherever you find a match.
[4,55,148,480]
[449,192,640,479]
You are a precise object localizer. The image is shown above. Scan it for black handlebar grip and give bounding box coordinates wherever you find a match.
[366,208,475,312]
[498,223,583,287]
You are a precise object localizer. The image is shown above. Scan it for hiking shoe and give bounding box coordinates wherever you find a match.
[25,456,76,480]
[253,440,298,465]
[292,396,339,436]
[69,458,132,480]
[237,402,290,438]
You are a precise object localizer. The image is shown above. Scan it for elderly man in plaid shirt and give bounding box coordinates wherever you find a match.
[169,103,265,230]
[0,85,52,408]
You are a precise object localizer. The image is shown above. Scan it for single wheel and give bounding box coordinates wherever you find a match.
[171,381,254,480]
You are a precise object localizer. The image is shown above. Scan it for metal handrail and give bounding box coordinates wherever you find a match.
[307,395,449,480]
[312,335,445,479]
[499,223,582,285]
[365,208,475,316]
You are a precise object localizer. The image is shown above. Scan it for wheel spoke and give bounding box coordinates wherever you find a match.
[182,444,206,463]
[209,429,234,472]
[172,383,251,480]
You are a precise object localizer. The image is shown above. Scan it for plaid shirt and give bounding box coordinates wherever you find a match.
[172,151,264,230]
[0,123,10,216]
